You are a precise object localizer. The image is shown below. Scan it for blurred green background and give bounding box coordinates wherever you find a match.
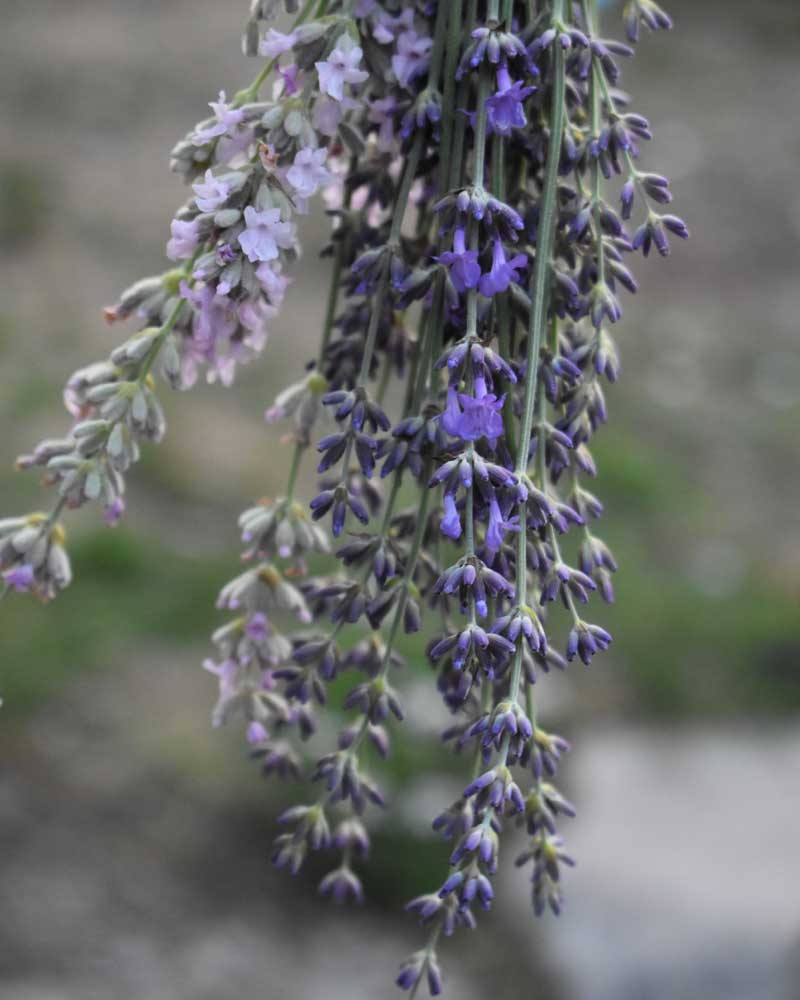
[1,2,799,999]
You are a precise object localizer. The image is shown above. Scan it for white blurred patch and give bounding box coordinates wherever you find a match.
[752,350,800,410]
[686,539,747,598]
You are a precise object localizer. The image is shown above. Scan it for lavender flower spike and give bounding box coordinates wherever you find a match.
[1,0,688,995]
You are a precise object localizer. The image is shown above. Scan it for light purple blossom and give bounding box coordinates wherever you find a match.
[166,218,200,261]
[179,281,240,386]
[181,280,238,349]
[372,8,415,45]
[316,36,369,102]
[368,97,398,152]
[256,263,290,307]
[192,90,245,145]
[259,29,297,58]
[245,611,270,642]
[3,563,34,592]
[103,497,125,527]
[217,126,255,165]
[192,169,231,212]
[314,96,350,136]
[238,297,272,338]
[203,657,238,704]
[391,30,433,88]
[286,146,333,200]
[246,720,269,745]
[238,206,295,263]
[277,63,301,97]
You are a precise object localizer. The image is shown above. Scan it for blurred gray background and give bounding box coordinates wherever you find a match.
[1,1,799,998]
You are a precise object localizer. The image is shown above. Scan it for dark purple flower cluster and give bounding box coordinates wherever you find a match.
[1,0,684,994]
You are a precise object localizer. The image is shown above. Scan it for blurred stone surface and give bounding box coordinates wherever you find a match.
[2,656,799,998]
[519,725,800,1000]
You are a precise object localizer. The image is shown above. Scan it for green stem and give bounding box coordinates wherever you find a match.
[409,920,444,1000]
[389,131,424,245]
[139,293,187,380]
[448,0,478,189]
[437,0,463,195]
[472,73,491,190]
[285,441,304,503]
[506,0,567,723]
[464,446,476,558]
[584,0,606,289]
[356,265,389,387]
[427,0,450,92]
[376,466,432,679]
[516,0,566,474]
[319,251,344,363]
[418,278,442,401]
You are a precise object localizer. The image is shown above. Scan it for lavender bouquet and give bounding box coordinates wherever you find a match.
[1,0,685,992]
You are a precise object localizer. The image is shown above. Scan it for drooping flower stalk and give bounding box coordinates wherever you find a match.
[1,0,685,993]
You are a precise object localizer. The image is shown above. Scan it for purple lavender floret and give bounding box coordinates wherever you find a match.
[478,238,528,297]
[485,64,535,135]
[434,226,481,292]
[440,385,505,443]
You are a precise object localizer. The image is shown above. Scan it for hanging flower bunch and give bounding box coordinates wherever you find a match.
[1,0,685,992]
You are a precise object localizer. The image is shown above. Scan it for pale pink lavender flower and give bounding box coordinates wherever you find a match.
[286,146,333,200]
[259,29,297,58]
[3,564,34,592]
[391,30,433,88]
[181,281,238,349]
[166,218,200,261]
[217,126,255,165]
[237,297,272,338]
[192,169,232,212]
[277,64,302,97]
[192,90,245,145]
[247,720,269,744]
[238,206,295,263]
[314,96,346,137]
[103,497,125,527]
[368,97,399,152]
[203,657,238,704]
[256,263,290,306]
[372,8,415,45]
[245,611,270,642]
[316,36,369,101]
[178,280,245,386]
